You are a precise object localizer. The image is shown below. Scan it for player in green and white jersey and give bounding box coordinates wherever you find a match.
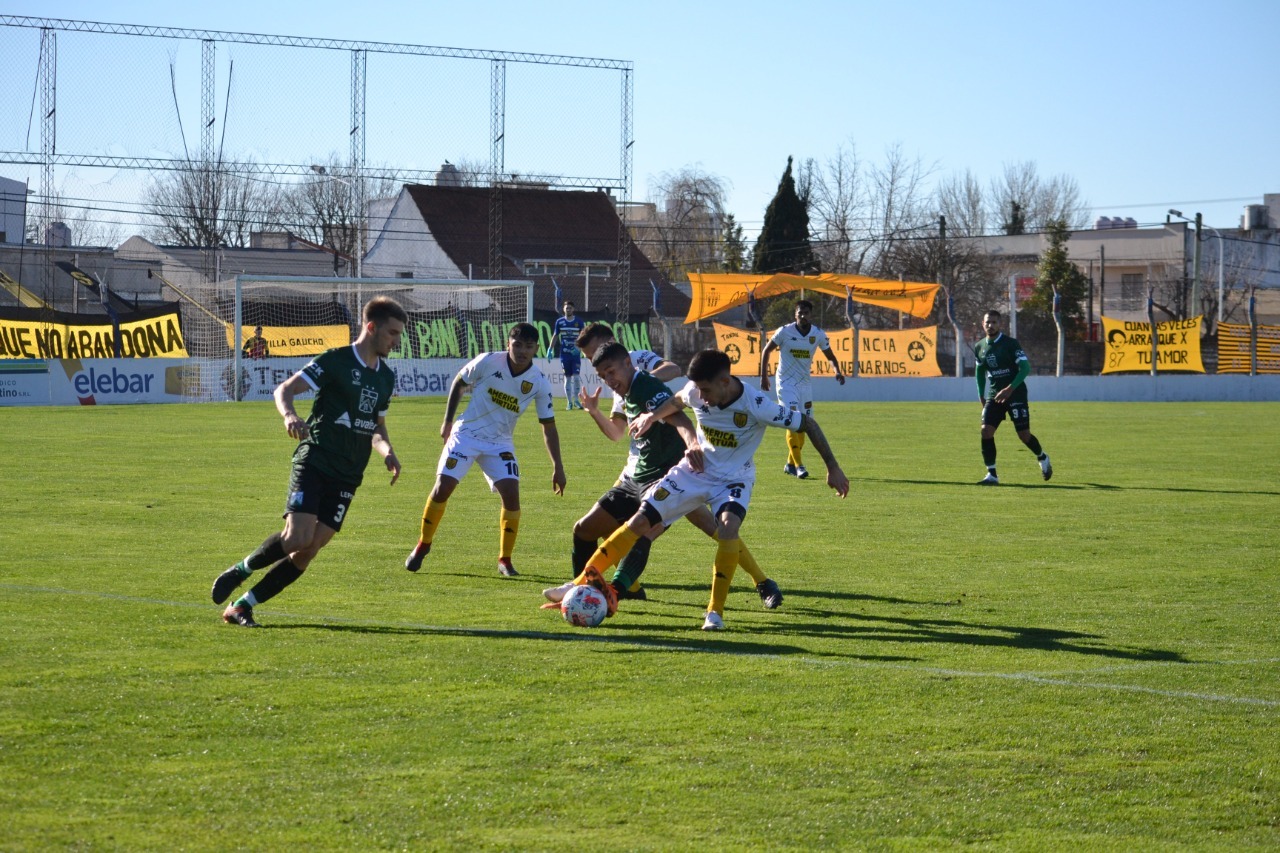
[974,309,1052,485]
[212,296,408,627]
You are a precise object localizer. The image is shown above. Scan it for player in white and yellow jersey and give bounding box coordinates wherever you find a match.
[405,323,566,577]
[759,300,845,479]
[556,349,849,630]
[575,321,682,384]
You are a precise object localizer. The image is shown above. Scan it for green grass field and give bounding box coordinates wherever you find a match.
[2,398,1278,850]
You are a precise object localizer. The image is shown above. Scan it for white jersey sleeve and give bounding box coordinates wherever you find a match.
[631,349,664,374]
[684,380,802,482]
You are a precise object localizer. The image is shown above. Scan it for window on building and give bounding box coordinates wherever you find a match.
[1120,273,1144,310]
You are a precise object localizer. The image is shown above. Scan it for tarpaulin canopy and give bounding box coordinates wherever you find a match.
[684,272,940,323]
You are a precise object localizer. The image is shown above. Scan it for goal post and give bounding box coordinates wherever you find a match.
[157,274,533,401]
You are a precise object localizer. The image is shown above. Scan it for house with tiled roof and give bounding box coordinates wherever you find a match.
[362,184,689,322]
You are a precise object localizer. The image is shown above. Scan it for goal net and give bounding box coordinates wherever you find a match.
[151,275,533,401]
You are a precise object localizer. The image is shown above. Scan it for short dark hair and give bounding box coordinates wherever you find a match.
[364,296,408,325]
[576,321,613,349]
[688,349,731,382]
[562,301,575,309]
[984,309,1002,320]
[796,299,814,312]
[591,341,631,368]
[508,322,539,343]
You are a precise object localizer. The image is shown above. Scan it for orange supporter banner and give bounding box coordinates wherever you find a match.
[713,322,942,378]
[686,273,939,323]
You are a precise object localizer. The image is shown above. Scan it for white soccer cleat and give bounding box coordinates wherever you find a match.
[1039,454,1053,481]
[978,473,999,486]
[795,465,810,479]
[542,581,575,603]
[701,611,725,631]
[782,463,797,477]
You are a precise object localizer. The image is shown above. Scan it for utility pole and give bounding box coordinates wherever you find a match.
[1098,244,1105,321]
[1191,211,1202,319]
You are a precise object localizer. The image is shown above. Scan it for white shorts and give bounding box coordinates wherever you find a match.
[641,462,755,526]
[775,379,813,415]
[437,431,520,491]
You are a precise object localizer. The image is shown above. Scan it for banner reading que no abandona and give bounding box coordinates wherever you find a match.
[0,304,189,359]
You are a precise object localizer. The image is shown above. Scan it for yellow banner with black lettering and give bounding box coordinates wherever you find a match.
[0,304,189,359]
[1216,322,1280,374]
[1101,315,1204,374]
[713,322,941,377]
[225,325,350,357]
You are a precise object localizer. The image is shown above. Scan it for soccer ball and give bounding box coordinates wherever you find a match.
[561,584,609,628]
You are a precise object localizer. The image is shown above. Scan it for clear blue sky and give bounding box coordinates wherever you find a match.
[3,0,1277,235]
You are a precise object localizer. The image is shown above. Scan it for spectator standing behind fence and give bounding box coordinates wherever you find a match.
[243,326,271,360]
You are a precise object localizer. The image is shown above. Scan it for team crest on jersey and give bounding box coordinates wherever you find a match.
[733,412,748,428]
[445,457,458,470]
[521,380,533,394]
[808,335,816,344]
[986,353,999,368]
[358,388,378,414]
[653,487,670,501]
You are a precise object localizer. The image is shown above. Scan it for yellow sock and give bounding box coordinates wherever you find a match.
[628,579,643,593]
[736,539,766,585]
[419,498,447,544]
[499,508,520,559]
[786,430,806,466]
[708,537,740,614]
[577,526,640,584]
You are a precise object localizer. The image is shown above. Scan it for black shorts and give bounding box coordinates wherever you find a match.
[981,398,1030,432]
[597,474,653,523]
[285,461,359,532]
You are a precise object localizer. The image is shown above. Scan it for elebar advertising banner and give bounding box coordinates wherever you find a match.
[713,323,941,378]
[0,305,189,359]
[1101,316,1204,374]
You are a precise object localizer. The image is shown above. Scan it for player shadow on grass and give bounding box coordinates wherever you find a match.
[857,475,1280,497]
[758,609,1186,663]
[272,621,916,661]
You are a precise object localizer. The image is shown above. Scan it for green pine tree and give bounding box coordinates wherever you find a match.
[1023,219,1089,339]
[752,157,817,274]
[721,213,748,272]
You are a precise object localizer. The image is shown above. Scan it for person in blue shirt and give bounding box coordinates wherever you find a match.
[551,300,586,410]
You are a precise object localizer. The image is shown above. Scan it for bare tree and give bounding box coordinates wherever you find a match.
[989,161,1089,234]
[935,169,988,237]
[25,189,124,247]
[281,155,402,265]
[864,143,935,277]
[809,141,867,273]
[643,167,729,281]
[143,158,283,248]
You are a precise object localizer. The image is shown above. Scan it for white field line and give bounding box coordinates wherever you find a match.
[4,583,1278,709]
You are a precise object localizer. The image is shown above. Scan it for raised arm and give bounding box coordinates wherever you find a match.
[579,386,627,441]
[798,413,849,498]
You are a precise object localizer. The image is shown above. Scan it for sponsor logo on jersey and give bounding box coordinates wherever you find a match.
[487,388,520,412]
[702,426,739,448]
[733,412,748,428]
[653,487,670,501]
[790,348,811,359]
[520,380,533,394]
[340,491,354,500]
[351,369,362,385]
[353,417,378,431]
[334,411,352,428]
